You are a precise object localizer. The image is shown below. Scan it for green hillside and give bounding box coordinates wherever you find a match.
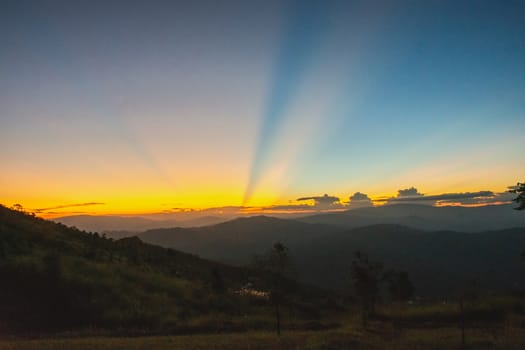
[0,205,331,335]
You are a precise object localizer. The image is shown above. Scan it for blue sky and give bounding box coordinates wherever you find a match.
[1,0,524,215]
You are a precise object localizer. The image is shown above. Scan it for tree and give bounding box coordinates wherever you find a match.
[384,270,415,303]
[11,204,24,212]
[350,251,383,327]
[256,242,290,335]
[509,182,525,210]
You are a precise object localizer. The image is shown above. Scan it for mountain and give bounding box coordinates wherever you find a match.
[140,216,525,296]
[53,215,176,233]
[53,215,228,234]
[292,224,525,295]
[140,216,342,264]
[299,204,525,232]
[0,206,324,334]
[55,204,525,236]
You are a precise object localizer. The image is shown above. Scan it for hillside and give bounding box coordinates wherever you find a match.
[140,216,525,296]
[0,206,327,334]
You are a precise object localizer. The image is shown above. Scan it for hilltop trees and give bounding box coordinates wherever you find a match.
[510,182,525,210]
[350,252,415,327]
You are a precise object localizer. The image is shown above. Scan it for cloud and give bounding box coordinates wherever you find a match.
[380,187,503,206]
[381,187,429,204]
[397,187,424,198]
[348,192,373,208]
[390,190,494,203]
[33,202,105,213]
[297,193,342,210]
[435,191,513,206]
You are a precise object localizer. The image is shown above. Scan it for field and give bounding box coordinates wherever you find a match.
[2,310,525,350]
[2,325,525,350]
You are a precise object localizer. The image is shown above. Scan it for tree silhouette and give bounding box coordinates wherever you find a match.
[11,203,24,212]
[384,270,415,303]
[509,182,525,210]
[256,242,290,335]
[350,251,383,327]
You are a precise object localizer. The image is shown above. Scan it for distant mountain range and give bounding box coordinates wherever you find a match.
[138,213,525,296]
[140,216,341,263]
[298,204,525,232]
[53,214,227,233]
[52,204,525,296]
[54,204,525,234]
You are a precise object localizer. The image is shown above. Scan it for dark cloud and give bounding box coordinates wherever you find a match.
[382,187,428,204]
[389,191,494,203]
[33,202,105,213]
[297,194,339,203]
[436,191,513,206]
[297,194,341,210]
[381,188,497,206]
[348,192,373,208]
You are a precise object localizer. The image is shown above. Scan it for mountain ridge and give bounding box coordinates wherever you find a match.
[138,215,525,295]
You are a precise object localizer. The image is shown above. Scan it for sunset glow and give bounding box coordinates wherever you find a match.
[1,0,524,219]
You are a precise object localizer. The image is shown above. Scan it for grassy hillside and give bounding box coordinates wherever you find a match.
[0,206,333,335]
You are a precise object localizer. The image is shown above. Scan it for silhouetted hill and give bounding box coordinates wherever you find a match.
[140,216,525,296]
[0,206,324,334]
[140,216,341,264]
[299,204,525,232]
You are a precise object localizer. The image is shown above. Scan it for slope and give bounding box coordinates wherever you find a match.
[0,206,326,334]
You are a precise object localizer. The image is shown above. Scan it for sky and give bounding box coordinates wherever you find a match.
[1,0,524,217]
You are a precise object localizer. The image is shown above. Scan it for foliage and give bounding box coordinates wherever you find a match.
[510,182,525,210]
